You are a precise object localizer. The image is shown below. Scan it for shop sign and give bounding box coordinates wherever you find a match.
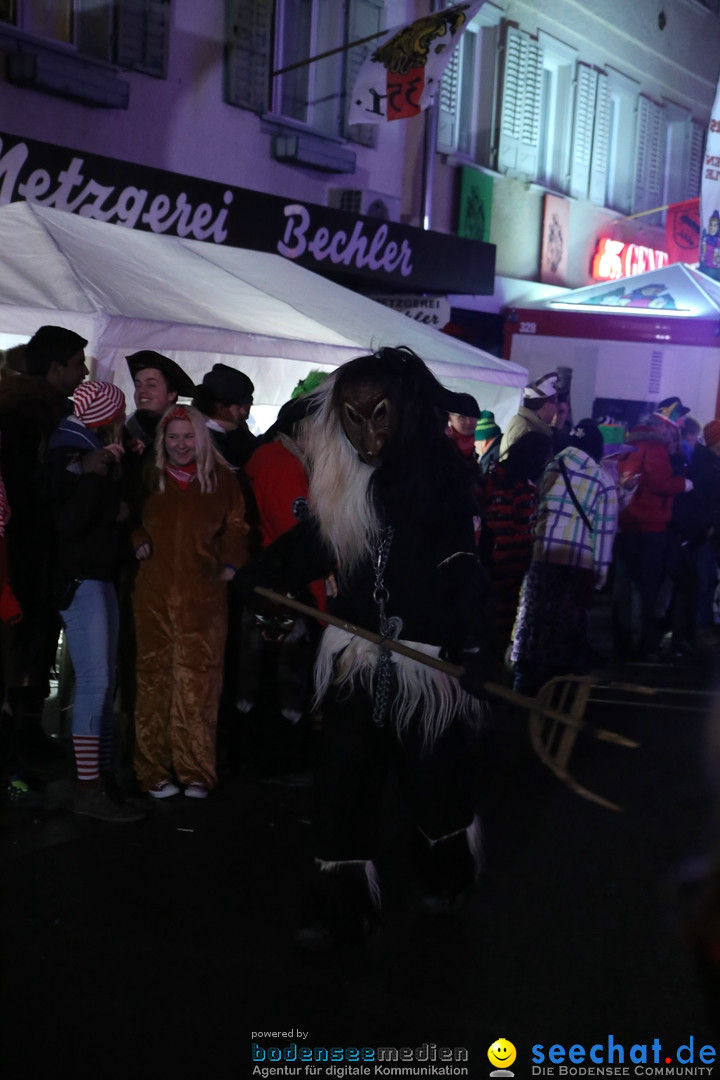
[0,131,495,295]
[371,295,451,326]
[591,237,668,281]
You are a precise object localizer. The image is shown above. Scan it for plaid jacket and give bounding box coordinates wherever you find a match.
[532,446,618,585]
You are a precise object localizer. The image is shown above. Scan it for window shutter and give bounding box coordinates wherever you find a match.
[496,25,542,180]
[116,0,170,78]
[588,71,610,205]
[344,0,383,146]
[436,45,461,154]
[632,95,665,217]
[568,62,597,200]
[225,0,272,112]
[688,119,705,198]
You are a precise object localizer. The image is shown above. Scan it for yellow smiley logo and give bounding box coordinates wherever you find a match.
[488,1039,517,1069]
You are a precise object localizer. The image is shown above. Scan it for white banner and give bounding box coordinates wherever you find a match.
[349,1,485,125]
[699,69,720,280]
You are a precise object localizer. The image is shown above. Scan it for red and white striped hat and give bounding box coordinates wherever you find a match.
[73,381,126,429]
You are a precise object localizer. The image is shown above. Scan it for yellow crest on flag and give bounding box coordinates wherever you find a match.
[371,5,472,75]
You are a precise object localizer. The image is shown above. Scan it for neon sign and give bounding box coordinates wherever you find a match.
[591,237,669,280]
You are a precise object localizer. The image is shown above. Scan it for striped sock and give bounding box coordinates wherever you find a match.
[73,735,100,783]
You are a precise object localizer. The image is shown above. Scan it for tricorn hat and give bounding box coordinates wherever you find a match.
[126,351,195,398]
[199,363,254,406]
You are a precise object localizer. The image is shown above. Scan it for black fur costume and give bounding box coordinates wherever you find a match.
[234,348,493,937]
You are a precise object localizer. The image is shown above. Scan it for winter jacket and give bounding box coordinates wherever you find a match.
[499,407,554,460]
[617,426,686,533]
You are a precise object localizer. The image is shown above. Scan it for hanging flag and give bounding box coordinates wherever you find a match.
[665,197,700,265]
[349,1,485,125]
[700,70,720,281]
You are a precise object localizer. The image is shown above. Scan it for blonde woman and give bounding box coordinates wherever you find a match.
[132,404,249,798]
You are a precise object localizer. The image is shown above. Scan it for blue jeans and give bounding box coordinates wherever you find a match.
[60,579,119,738]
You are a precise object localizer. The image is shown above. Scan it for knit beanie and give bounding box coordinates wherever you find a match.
[475,410,500,441]
[73,381,126,429]
[704,419,720,448]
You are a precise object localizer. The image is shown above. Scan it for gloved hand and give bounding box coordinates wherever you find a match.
[229,557,276,603]
[442,640,493,701]
[0,582,22,625]
[685,479,694,493]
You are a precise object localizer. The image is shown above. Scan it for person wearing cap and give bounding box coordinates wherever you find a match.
[446,393,481,461]
[613,399,693,661]
[46,382,143,822]
[499,372,558,462]
[511,420,618,694]
[474,410,502,475]
[0,325,88,785]
[193,362,257,469]
[124,350,195,455]
[116,350,197,754]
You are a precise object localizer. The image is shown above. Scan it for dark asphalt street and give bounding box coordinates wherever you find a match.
[2,602,720,1080]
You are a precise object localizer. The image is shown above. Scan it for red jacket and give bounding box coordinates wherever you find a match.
[618,427,685,533]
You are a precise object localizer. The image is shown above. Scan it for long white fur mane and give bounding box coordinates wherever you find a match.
[300,375,382,576]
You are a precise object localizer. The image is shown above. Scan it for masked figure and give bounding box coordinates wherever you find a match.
[233,347,493,947]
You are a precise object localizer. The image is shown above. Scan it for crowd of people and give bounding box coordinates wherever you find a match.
[2,326,720,946]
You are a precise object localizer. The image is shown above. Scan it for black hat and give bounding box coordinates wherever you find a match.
[126,351,196,398]
[200,363,254,406]
[654,396,690,426]
[446,391,481,419]
[25,325,88,375]
[568,418,604,463]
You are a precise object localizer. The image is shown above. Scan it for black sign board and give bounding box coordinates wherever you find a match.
[0,130,495,295]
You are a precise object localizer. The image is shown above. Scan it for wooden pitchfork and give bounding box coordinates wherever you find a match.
[254,587,651,812]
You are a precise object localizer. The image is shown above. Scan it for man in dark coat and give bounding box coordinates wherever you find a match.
[0,325,88,776]
[192,362,257,469]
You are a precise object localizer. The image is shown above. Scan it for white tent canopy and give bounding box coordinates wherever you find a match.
[0,201,526,430]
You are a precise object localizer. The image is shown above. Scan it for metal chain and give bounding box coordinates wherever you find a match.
[372,526,402,726]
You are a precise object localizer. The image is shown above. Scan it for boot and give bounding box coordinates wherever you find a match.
[73,779,146,824]
[294,859,381,951]
[416,818,480,916]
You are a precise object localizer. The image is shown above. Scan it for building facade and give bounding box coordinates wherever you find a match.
[0,0,719,350]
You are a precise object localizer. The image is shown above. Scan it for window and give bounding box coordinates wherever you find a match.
[436,2,501,162]
[664,105,705,205]
[536,32,576,192]
[0,0,170,76]
[632,94,666,221]
[600,67,640,214]
[227,0,383,142]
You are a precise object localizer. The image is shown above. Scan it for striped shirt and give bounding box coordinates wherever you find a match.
[532,446,618,585]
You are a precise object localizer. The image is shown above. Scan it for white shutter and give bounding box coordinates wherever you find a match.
[688,119,705,198]
[436,45,461,154]
[632,95,665,216]
[226,0,272,112]
[588,71,610,205]
[116,0,170,78]
[496,25,542,179]
[569,62,597,200]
